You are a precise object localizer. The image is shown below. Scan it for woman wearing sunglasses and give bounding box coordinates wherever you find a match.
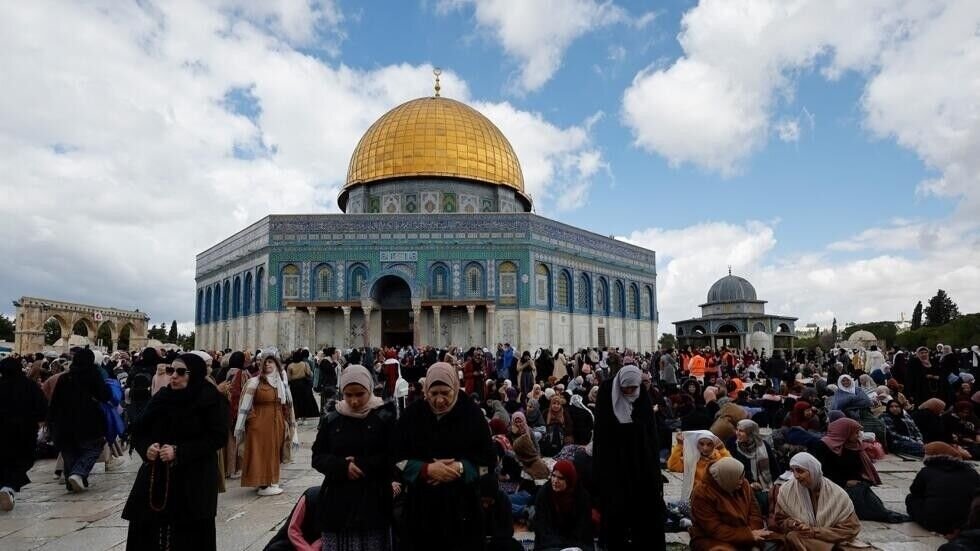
[122,353,229,550]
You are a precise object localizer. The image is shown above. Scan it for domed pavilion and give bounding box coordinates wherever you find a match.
[673,271,797,353]
[194,79,658,352]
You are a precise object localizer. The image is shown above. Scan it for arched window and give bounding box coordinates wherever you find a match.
[557,271,571,309]
[222,280,231,320]
[627,284,638,318]
[255,267,264,313]
[204,287,212,323]
[243,272,253,316]
[642,285,652,319]
[350,265,367,298]
[317,265,333,299]
[465,263,484,296]
[595,277,608,315]
[196,290,203,325]
[498,262,517,299]
[213,284,221,322]
[535,264,550,307]
[431,264,449,297]
[577,274,591,312]
[232,277,242,318]
[282,264,300,300]
[612,280,624,316]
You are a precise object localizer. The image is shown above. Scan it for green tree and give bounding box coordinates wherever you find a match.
[658,333,677,350]
[831,318,838,343]
[911,301,923,330]
[924,289,960,327]
[44,318,62,345]
[177,332,195,350]
[0,315,14,342]
[168,320,178,343]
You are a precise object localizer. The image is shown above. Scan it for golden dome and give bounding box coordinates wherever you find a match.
[343,96,525,195]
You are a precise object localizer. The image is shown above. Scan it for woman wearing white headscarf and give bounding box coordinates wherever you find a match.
[774,452,862,551]
[594,364,664,550]
[311,364,393,550]
[234,354,295,496]
[668,429,729,502]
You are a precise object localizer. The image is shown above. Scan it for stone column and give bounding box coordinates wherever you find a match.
[486,304,496,346]
[286,307,297,351]
[466,305,477,346]
[412,301,423,348]
[432,306,442,348]
[308,307,317,350]
[361,303,373,348]
[341,307,352,349]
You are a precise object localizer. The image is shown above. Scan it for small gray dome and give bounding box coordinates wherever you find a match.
[706,275,757,303]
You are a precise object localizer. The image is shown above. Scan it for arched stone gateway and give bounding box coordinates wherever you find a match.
[13,296,149,355]
[371,274,414,347]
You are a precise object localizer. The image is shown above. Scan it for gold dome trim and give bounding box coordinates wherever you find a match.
[344,97,525,193]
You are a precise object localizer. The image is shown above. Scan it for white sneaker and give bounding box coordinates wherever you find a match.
[0,488,14,512]
[67,475,86,493]
[104,455,127,472]
[228,472,241,480]
[256,484,283,496]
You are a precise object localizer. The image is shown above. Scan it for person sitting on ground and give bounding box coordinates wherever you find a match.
[726,419,780,515]
[939,492,980,551]
[944,401,980,459]
[810,417,907,523]
[689,457,771,551]
[879,399,925,456]
[668,429,730,504]
[479,475,522,551]
[784,401,821,431]
[710,402,749,442]
[906,442,980,537]
[913,398,951,443]
[774,452,862,551]
[531,460,594,551]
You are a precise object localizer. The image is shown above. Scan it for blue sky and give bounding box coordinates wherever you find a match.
[1,0,977,336]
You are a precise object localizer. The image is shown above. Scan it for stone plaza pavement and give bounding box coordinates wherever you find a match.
[0,421,963,550]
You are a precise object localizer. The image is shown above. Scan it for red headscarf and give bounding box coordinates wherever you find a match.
[551,460,578,515]
[787,401,813,428]
[821,418,881,485]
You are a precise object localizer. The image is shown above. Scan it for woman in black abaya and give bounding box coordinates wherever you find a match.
[122,353,228,550]
[593,365,665,551]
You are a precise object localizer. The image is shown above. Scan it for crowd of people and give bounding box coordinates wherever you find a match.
[0,340,978,551]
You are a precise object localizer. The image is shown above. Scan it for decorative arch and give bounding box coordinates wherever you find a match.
[96,320,116,350]
[627,283,639,318]
[643,285,654,320]
[677,327,685,336]
[72,317,96,337]
[718,324,739,333]
[349,264,368,299]
[204,287,213,323]
[595,277,609,316]
[535,263,551,308]
[222,280,231,321]
[464,262,485,297]
[255,267,264,313]
[243,272,253,316]
[576,273,592,313]
[212,284,221,323]
[196,290,204,325]
[498,261,518,300]
[777,323,791,334]
[692,325,707,335]
[430,262,450,298]
[556,269,571,310]
[281,264,300,301]
[232,276,242,318]
[315,263,333,300]
[612,280,625,316]
[752,321,766,333]
[367,270,418,302]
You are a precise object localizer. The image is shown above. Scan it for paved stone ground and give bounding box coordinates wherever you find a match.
[0,422,964,550]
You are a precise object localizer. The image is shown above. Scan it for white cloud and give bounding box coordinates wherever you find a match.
[623,218,980,332]
[621,0,979,189]
[774,118,800,142]
[0,1,605,328]
[441,0,641,93]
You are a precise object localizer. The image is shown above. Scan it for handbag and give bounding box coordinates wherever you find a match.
[394,364,409,399]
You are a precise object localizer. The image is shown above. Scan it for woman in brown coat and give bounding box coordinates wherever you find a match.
[233,354,295,496]
[689,457,771,551]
